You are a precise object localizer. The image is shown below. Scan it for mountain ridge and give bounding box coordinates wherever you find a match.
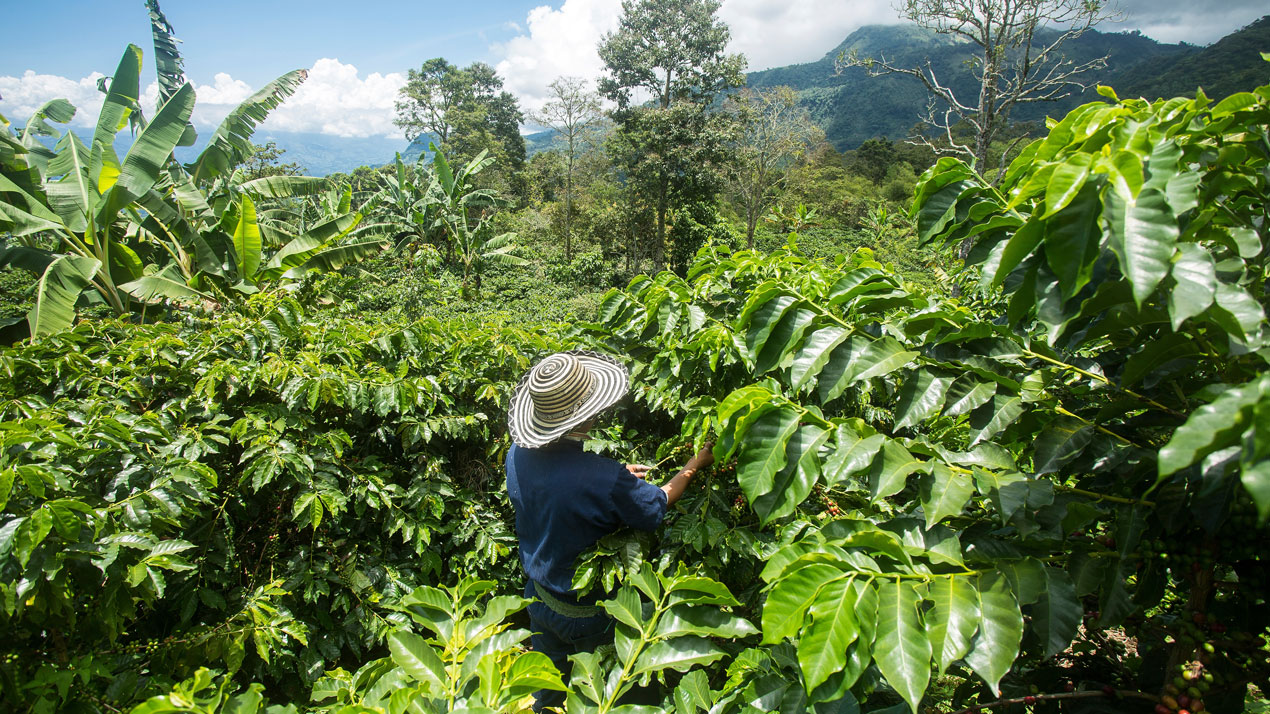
[61,17,1264,176]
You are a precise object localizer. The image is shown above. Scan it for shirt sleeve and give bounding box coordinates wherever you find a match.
[610,464,668,531]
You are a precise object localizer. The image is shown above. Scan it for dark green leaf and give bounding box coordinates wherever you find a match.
[1042,184,1101,298]
[736,406,801,503]
[756,308,817,374]
[630,636,725,678]
[762,563,844,644]
[797,576,860,692]
[964,573,1023,695]
[752,425,828,525]
[968,395,1024,445]
[926,575,980,674]
[823,426,885,488]
[1032,417,1092,474]
[790,326,850,392]
[30,255,100,337]
[944,376,995,417]
[873,580,931,713]
[867,439,924,502]
[919,463,974,529]
[1032,567,1081,658]
[1106,187,1177,308]
[894,370,952,430]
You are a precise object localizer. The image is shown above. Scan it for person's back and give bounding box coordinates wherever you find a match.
[506,440,665,603]
[503,350,713,711]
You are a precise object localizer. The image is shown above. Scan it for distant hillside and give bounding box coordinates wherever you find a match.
[88,129,406,177]
[746,19,1267,151]
[1115,15,1270,100]
[247,131,403,176]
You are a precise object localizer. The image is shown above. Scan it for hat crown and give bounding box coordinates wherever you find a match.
[528,353,595,420]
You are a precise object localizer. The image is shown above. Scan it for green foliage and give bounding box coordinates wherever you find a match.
[393,58,527,175]
[309,576,564,713]
[5,13,1270,714]
[598,0,746,270]
[0,295,573,711]
[582,73,1270,703]
[566,565,756,713]
[0,8,385,337]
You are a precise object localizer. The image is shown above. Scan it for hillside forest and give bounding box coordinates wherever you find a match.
[1,1,1269,713]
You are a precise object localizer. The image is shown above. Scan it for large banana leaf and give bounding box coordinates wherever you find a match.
[92,45,143,152]
[261,212,365,278]
[120,264,210,303]
[0,245,57,274]
[239,175,328,199]
[19,99,75,178]
[145,0,196,147]
[29,255,100,337]
[46,132,97,232]
[95,82,196,223]
[189,69,308,183]
[232,194,263,283]
[0,174,63,237]
[281,238,390,279]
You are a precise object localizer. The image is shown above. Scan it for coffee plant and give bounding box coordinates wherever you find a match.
[3,62,1269,714]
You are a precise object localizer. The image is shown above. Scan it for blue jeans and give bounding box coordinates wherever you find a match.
[524,580,613,711]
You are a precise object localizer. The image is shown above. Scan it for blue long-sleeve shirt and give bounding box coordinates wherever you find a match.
[506,440,668,602]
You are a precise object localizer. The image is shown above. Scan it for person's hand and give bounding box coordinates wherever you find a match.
[686,442,715,472]
[626,464,652,479]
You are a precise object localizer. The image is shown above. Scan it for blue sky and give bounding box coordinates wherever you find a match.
[2,0,1265,141]
[1,1,535,87]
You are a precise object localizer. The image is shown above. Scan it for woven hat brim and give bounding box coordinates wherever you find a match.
[508,351,629,448]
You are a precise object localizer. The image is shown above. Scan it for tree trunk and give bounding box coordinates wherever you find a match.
[564,153,574,262]
[655,177,667,270]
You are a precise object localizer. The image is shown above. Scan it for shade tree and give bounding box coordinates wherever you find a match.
[597,0,746,270]
[529,77,604,261]
[725,86,824,247]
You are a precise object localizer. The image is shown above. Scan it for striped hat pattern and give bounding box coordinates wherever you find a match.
[508,351,629,448]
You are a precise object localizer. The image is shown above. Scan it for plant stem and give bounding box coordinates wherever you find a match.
[1054,484,1155,508]
[949,688,1159,713]
[1054,406,1144,448]
[1025,349,1184,418]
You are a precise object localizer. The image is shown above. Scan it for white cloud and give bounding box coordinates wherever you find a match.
[492,0,899,115]
[720,0,899,71]
[0,70,108,129]
[1,59,406,139]
[1109,0,1268,44]
[493,0,624,114]
[261,58,406,138]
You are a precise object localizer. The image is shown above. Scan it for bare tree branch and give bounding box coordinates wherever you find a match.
[838,0,1123,178]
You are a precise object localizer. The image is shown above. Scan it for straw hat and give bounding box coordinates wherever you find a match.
[508,351,629,448]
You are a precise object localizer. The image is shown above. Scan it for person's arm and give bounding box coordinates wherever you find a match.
[662,444,714,506]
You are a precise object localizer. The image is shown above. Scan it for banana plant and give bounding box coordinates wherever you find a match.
[0,44,195,335]
[309,577,565,713]
[365,151,442,250]
[425,146,527,297]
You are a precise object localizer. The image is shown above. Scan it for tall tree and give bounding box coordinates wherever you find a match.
[840,0,1121,177]
[725,86,823,247]
[530,77,603,261]
[394,58,467,147]
[394,60,526,171]
[597,0,745,270]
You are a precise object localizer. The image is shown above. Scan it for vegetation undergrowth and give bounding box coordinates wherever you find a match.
[2,3,1269,713]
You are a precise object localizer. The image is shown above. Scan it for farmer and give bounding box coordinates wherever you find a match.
[505,350,713,711]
